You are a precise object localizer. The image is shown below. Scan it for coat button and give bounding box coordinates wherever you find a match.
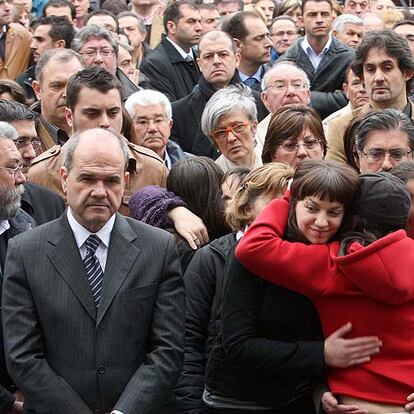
[97,366,106,374]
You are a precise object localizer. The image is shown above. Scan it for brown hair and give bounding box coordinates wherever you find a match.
[226,162,294,231]
[262,105,327,164]
[342,115,363,172]
[287,160,360,243]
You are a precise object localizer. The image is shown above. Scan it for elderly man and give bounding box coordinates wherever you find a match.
[0,122,35,414]
[280,0,355,118]
[256,61,311,154]
[222,11,272,91]
[332,14,363,49]
[362,12,385,32]
[2,128,185,414]
[125,90,189,169]
[32,48,84,151]
[71,25,141,100]
[341,0,369,17]
[326,30,414,162]
[28,67,167,216]
[270,16,298,61]
[355,109,414,173]
[140,0,202,102]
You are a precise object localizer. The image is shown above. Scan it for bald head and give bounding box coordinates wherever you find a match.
[198,30,236,53]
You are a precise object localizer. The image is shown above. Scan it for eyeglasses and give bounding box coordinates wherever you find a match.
[211,122,251,141]
[267,80,308,92]
[362,148,412,162]
[0,165,24,177]
[14,137,41,149]
[80,48,115,58]
[272,30,297,37]
[133,116,169,129]
[279,138,321,152]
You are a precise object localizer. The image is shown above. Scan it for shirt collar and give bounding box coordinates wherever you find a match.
[0,220,10,236]
[238,66,263,83]
[67,208,115,250]
[164,150,172,170]
[166,36,194,60]
[301,34,332,55]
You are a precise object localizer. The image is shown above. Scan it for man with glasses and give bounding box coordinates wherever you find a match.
[356,109,414,173]
[0,0,31,80]
[270,16,298,62]
[71,25,141,101]
[0,99,65,225]
[125,90,189,169]
[0,121,35,414]
[256,61,311,154]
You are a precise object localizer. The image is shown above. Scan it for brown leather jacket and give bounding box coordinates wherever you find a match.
[0,23,31,80]
[27,142,168,216]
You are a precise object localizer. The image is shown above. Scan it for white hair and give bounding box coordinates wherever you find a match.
[124,89,172,120]
[261,61,311,91]
[333,13,363,32]
[0,121,18,141]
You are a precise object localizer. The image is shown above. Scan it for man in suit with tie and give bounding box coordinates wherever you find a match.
[2,128,185,414]
[0,121,35,414]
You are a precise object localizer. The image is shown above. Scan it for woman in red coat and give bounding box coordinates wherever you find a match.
[235,160,414,414]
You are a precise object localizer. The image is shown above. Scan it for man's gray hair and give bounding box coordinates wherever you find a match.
[333,13,363,32]
[356,108,414,152]
[201,85,257,139]
[0,121,18,141]
[64,129,130,173]
[125,90,172,120]
[261,61,311,91]
[35,48,84,83]
[71,24,119,57]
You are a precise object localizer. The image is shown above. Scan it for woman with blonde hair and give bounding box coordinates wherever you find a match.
[175,163,294,413]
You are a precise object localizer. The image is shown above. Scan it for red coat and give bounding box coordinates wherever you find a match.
[236,196,414,406]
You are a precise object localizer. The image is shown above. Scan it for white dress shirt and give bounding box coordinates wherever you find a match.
[166,36,194,61]
[301,34,332,70]
[0,219,10,236]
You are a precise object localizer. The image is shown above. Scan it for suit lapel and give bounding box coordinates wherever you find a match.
[46,214,97,320]
[97,214,140,325]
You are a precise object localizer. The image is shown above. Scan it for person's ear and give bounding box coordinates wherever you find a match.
[32,80,41,101]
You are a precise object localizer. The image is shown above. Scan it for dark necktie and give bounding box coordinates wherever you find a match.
[185,55,193,62]
[83,234,104,307]
[244,77,260,87]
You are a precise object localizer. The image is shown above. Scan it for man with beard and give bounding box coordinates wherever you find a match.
[0,121,35,414]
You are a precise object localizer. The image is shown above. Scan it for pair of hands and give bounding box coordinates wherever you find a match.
[322,392,414,413]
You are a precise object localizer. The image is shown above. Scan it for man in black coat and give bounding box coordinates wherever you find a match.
[141,0,202,102]
[0,123,36,414]
[171,30,268,159]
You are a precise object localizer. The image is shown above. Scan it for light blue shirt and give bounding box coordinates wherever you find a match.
[239,66,263,84]
[300,34,332,70]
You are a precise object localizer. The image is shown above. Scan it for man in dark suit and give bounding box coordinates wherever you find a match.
[2,128,185,414]
[141,0,202,102]
[0,122,35,414]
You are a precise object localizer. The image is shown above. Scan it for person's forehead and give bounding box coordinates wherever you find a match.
[81,37,113,50]
[76,86,121,106]
[344,22,363,31]
[118,46,132,60]
[34,23,52,36]
[118,15,139,28]
[199,37,233,53]
[345,0,367,5]
[272,18,296,31]
[245,16,268,35]
[10,119,37,137]
[178,4,200,19]
[395,24,414,35]
[43,57,83,79]
[257,0,274,6]
[364,48,399,65]
[346,68,360,83]
[304,0,331,12]
[268,65,306,82]
[88,15,117,27]
[365,129,410,146]
[133,103,166,115]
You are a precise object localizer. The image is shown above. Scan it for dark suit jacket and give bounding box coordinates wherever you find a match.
[141,35,200,102]
[2,213,185,414]
[21,182,65,225]
[0,209,35,414]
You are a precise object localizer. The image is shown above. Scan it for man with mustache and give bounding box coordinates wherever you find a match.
[326,30,414,163]
[0,121,35,414]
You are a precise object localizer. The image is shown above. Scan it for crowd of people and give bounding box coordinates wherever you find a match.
[0,0,414,413]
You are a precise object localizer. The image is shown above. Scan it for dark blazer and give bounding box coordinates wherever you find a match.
[141,35,200,102]
[171,74,269,159]
[0,209,35,414]
[21,181,65,225]
[2,213,185,414]
[280,37,355,118]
